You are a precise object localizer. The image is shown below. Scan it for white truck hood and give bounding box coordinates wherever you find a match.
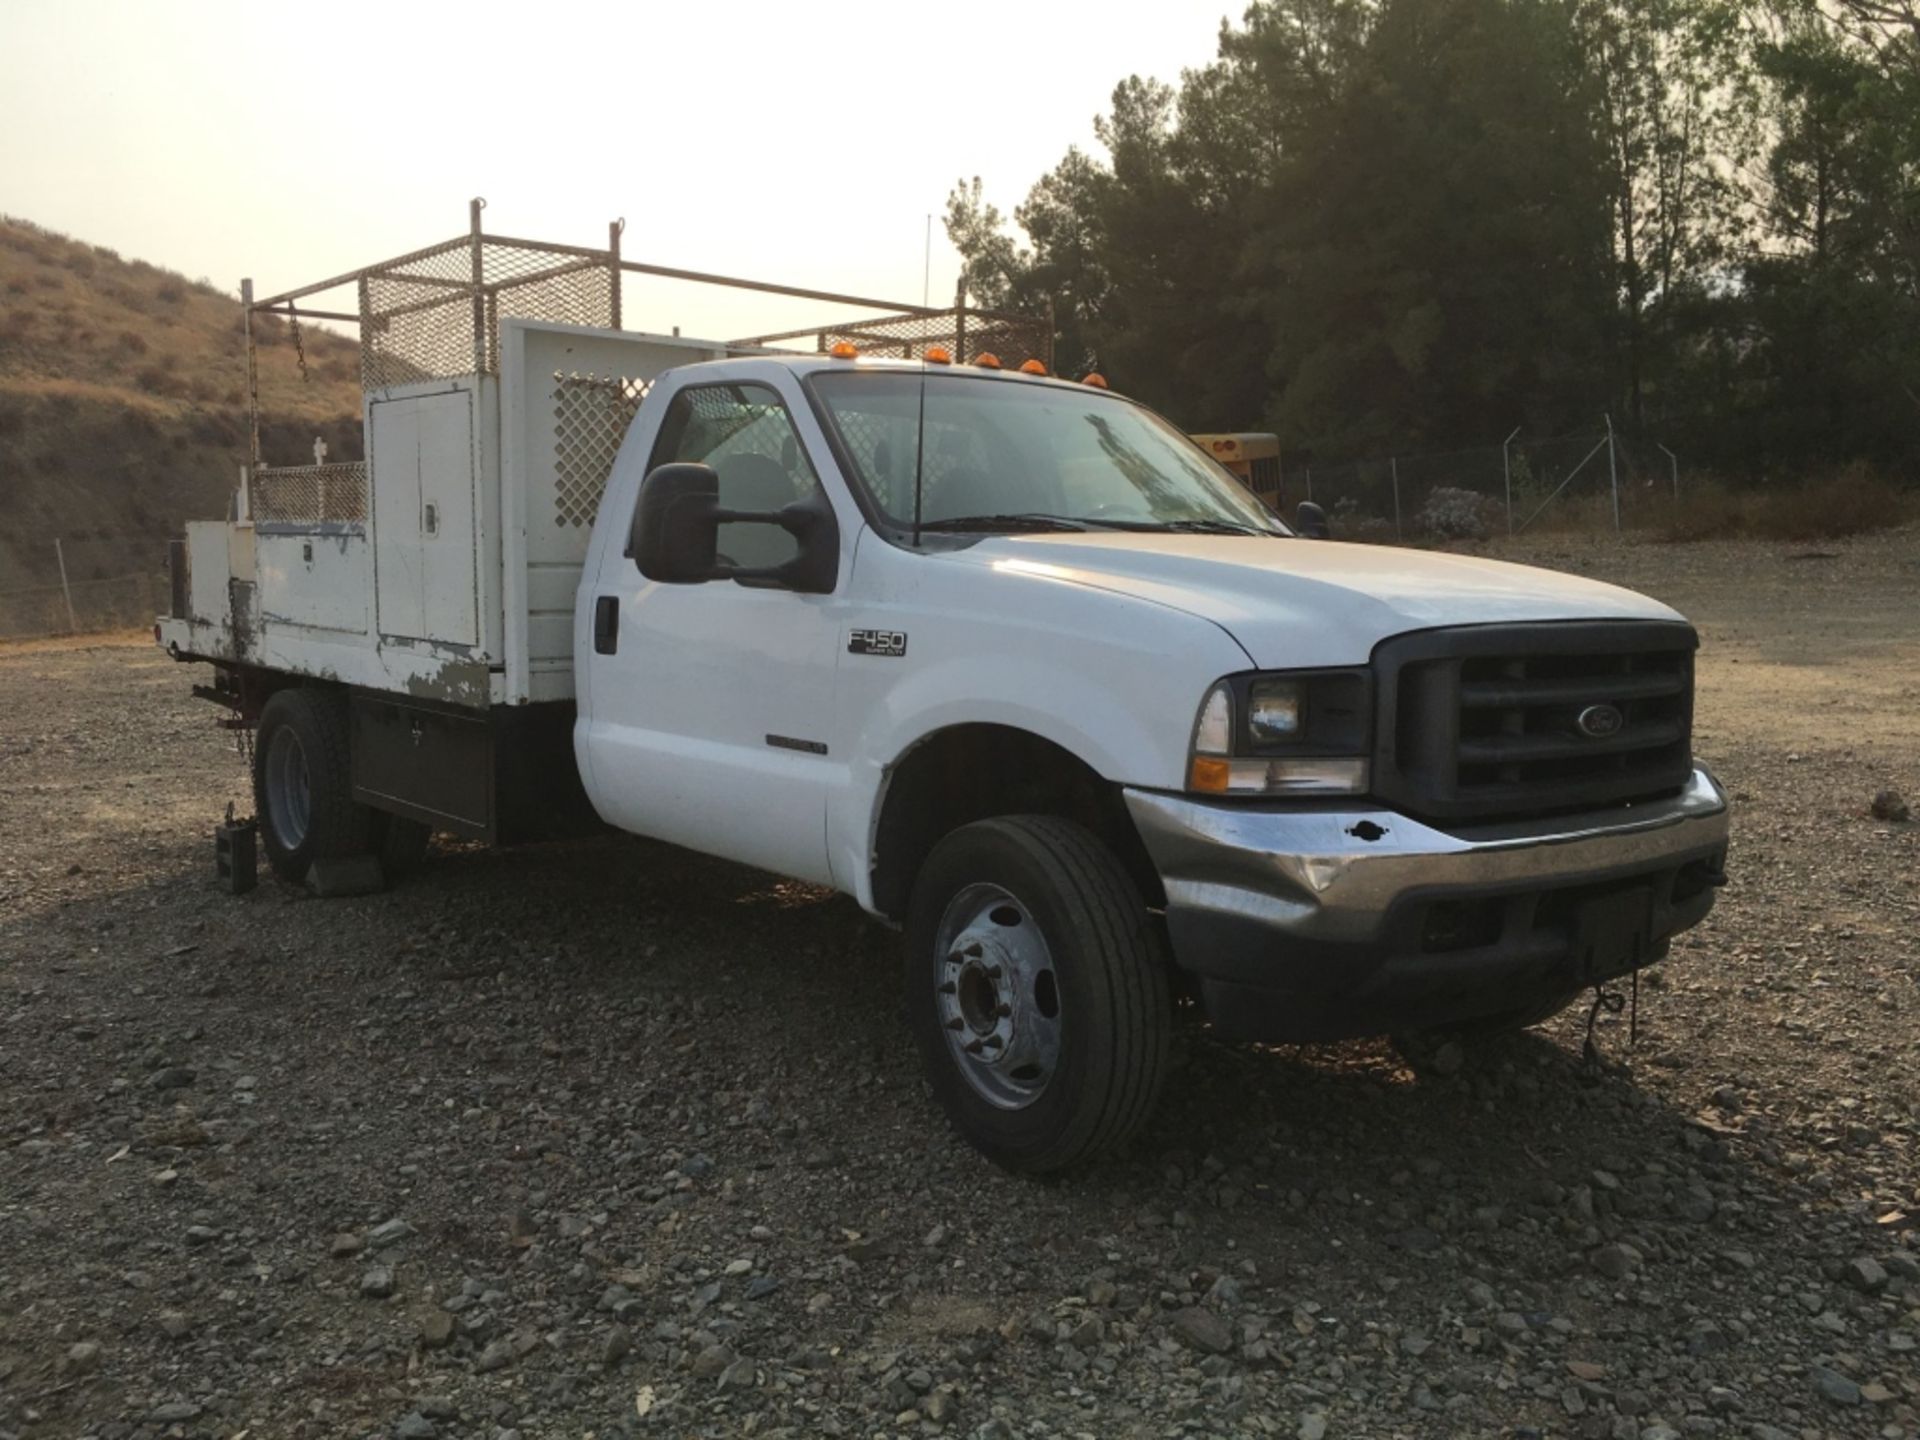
[955,533,1683,669]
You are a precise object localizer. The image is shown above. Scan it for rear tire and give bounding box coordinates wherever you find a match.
[906,816,1171,1173]
[252,688,376,885]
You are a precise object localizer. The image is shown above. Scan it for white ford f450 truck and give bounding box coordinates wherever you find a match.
[159,215,1729,1171]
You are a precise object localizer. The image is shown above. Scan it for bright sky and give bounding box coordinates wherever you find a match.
[1,0,1230,342]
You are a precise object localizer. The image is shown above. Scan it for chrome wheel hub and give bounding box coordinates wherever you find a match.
[264,727,312,852]
[934,883,1061,1110]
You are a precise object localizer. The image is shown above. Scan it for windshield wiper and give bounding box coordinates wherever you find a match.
[1090,517,1276,536]
[917,513,1093,534]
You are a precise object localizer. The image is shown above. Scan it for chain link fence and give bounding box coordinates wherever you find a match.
[1285,424,1685,542]
[0,537,168,639]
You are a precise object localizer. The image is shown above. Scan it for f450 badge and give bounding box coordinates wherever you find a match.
[848,628,908,657]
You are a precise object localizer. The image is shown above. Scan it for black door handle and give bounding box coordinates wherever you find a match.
[593,595,619,654]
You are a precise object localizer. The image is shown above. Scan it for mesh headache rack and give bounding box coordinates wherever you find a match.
[240,198,1053,516]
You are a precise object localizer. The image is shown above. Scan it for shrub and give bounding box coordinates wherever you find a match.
[1748,466,1909,541]
[135,363,188,398]
[119,329,150,355]
[62,251,96,278]
[1419,486,1502,540]
[1651,467,1910,543]
[1651,481,1739,543]
[155,282,185,304]
[4,276,29,295]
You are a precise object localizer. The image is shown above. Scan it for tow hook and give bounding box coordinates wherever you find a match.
[1580,971,1641,1074]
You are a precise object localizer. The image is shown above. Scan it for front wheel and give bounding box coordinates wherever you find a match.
[906,816,1171,1173]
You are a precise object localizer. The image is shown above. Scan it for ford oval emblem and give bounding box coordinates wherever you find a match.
[1576,703,1625,739]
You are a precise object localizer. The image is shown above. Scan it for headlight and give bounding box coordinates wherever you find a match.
[1188,670,1371,796]
[1247,679,1303,741]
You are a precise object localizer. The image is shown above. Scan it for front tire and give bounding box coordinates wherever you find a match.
[906,816,1171,1173]
[252,688,377,884]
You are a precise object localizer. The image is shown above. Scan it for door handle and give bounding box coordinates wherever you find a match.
[593,595,619,654]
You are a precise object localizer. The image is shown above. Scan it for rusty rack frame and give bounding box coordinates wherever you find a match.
[240,197,1052,473]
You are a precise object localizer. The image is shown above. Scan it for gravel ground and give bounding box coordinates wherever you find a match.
[2,530,1916,1440]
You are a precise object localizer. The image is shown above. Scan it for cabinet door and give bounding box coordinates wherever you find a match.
[372,390,477,647]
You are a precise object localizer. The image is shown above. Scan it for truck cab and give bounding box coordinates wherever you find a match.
[159,215,1729,1172]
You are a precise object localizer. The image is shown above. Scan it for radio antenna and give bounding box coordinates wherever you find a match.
[911,357,928,547]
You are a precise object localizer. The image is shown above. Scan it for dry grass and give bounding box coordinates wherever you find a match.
[0,215,365,589]
[0,215,361,426]
[1648,466,1912,544]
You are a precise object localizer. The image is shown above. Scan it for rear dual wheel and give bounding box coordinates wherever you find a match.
[252,689,430,885]
[906,816,1171,1173]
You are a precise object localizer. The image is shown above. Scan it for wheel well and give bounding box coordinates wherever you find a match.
[869,724,1163,922]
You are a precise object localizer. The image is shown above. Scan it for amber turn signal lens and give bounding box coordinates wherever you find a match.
[1188,756,1231,794]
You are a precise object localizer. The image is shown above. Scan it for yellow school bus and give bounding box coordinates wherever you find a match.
[1190,432,1281,507]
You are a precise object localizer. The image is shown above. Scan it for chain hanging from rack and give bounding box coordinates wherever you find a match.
[287,306,308,383]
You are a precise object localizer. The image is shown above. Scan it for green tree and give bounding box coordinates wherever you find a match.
[1576,0,1749,427]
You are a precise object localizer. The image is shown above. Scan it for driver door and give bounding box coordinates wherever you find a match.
[581,376,841,883]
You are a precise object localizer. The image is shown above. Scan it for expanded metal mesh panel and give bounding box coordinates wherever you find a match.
[253,462,368,526]
[360,239,615,391]
[734,306,1053,371]
[552,373,651,528]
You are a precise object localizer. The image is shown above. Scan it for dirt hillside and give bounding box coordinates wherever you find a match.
[0,218,364,591]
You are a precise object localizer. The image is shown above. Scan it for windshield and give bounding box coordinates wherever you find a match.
[808,371,1284,536]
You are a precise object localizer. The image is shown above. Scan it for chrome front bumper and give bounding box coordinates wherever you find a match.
[1124,767,1730,1040]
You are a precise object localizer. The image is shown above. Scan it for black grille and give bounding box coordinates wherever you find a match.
[1372,621,1697,824]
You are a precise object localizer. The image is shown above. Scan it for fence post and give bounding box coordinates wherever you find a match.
[1658,443,1678,501]
[1604,413,1621,532]
[1390,457,1402,539]
[1502,425,1521,535]
[1303,467,1312,503]
[469,197,488,379]
[608,216,624,331]
[54,538,78,634]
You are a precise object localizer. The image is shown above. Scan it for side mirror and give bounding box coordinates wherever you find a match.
[1294,500,1330,540]
[631,463,722,583]
[629,461,840,594]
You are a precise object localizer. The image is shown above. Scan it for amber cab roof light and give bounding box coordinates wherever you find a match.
[1081,372,1109,388]
[974,352,1002,370]
[828,340,859,359]
[1019,358,1047,375]
[924,345,953,364]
